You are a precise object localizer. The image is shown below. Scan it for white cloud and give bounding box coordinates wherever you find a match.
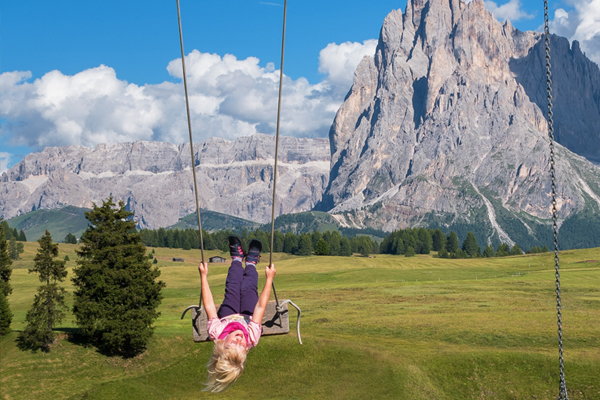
[319,40,378,96]
[0,152,10,174]
[549,0,600,65]
[484,0,534,22]
[0,42,375,151]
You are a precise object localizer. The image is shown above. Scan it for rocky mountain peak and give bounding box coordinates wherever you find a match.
[318,0,600,247]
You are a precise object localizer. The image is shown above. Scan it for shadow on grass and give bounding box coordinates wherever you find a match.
[54,327,150,359]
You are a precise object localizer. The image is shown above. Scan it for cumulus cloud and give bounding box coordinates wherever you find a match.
[0,41,376,151]
[549,0,600,65]
[483,0,534,22]
[318,39,378,96]
[0,152,10,174]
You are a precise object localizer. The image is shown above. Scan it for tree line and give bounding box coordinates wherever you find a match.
[0,220,26,260]
[380,228,548,258]
[139,227,380,257]
[139,225,546,259]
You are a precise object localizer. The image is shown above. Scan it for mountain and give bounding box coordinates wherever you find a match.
[317,0,600,249]
[5,206,90,242]
[1,134,330,229]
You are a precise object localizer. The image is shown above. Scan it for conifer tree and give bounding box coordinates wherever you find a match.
[18,229,27,242]
[72,197,165,357]
[0,219,12,335]
[432,229,445,252]
[510,244,523,256]
[0,290,12,335]
[405,246,416,257]
[297,234,313,256]
[18,231,68,351]
[462,232,480,257]
[340,237,352,256]
[8,237,19,260]
[446,231,459,253]
[0,221,13,297]
[483,245,495,257]
[315,239,329,256]
[65,233,77,244]
[329,231,342,256]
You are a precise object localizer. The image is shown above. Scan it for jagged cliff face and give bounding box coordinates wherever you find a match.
[320,0,600,240]
[0,135,330,228]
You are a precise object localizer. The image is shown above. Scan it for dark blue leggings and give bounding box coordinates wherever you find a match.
[217,259,259,318]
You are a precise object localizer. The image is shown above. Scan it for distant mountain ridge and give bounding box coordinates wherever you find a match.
[1,134,330,229]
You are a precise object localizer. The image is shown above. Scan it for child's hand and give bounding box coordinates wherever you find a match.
[265,264,276,280]
[198,262,209,277]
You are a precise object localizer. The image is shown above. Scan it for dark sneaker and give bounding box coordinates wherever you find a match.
[246,239,262,264]
[228,236,245,258]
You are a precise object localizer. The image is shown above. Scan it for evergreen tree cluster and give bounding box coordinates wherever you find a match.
[0,220,27,242]
[140,227,380,257]
[1,220,26,261]
[0,219,14,335]
[64,233,78,244]
[380,228,539,258]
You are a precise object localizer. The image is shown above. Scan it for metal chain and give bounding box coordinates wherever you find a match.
[544,1,568,399]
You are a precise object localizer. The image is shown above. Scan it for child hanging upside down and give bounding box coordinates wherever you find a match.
[198,236,276,392]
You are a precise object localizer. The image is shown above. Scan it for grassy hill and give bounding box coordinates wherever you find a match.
[167,210,261,232]
[6,206,90,242]
[1,242,599,399]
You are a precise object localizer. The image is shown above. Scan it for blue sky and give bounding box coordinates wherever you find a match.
[1,0,595,172]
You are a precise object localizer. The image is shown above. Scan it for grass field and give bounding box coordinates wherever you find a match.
[1,243,599,399]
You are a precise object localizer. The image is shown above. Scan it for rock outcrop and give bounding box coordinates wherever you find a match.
[318,0,600,246]
[0,135,330,228]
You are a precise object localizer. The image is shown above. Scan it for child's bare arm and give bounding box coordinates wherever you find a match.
[252,264,276,324]
[199,262,218,320]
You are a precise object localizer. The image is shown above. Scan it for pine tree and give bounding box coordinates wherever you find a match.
[64,255,70,262]
[483,245,496,257]
[417,228,433,254]
[432,229,445,252]
[510,244,523,256]
[405,246,416,257]
[0,222,13,297]
[340,237,352,256]
[18,231,68,351]
[437,246,449,258]
[541,245,550,253]
[297,234,313,256]
[18,229,27,242]
[496,243,510,257]
[329,232,341,256]
[8,237,19,260]
[0,291,12,336]
[446,231,459,253]
[72,197,165,357]
[65,233,77,244]
[462,232,480,257]
[283,232,298,254]
[315,239,329,256]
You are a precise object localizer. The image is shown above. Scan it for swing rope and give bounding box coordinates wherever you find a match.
[268,0,288,316]
[544,1,568,398]
[176,0,205,313]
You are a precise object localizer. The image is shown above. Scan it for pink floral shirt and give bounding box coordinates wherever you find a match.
[207,314,262,349]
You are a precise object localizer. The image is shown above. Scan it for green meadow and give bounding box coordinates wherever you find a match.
[1,243,599,399]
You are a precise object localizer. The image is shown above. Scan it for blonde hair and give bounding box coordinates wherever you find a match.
[203,339,248,393]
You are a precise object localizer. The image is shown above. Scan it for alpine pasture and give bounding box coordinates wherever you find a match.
[1,242,599,399]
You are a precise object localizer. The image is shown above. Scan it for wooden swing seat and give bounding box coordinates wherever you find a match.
[190,300,290,342]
